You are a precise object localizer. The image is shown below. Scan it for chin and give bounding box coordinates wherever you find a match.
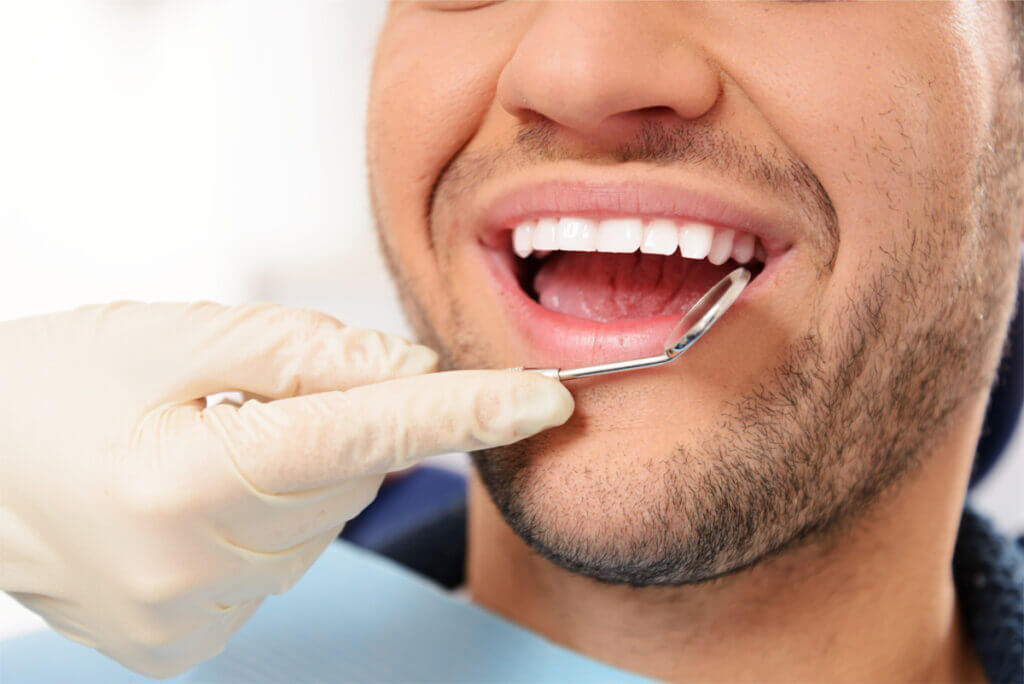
[470,376,791,587]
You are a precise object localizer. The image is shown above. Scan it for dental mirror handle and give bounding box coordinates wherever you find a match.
[523,354,671,381]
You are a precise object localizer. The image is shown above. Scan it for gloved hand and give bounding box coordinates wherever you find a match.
[0,302,572,677]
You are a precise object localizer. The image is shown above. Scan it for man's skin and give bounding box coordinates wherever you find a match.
[367,1,1022,682]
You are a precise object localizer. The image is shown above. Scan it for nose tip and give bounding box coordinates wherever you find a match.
[496,5,721,141]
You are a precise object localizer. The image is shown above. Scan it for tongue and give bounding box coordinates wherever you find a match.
[533,252,730,322]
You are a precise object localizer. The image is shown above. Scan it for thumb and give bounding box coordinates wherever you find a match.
[210,369,573,494]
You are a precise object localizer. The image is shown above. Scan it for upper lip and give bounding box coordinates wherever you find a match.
[474,167,801,258]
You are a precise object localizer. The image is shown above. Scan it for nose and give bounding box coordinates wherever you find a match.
[496,3,721,141]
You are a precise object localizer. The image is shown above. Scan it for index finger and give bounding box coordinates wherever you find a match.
[208,369,574,494]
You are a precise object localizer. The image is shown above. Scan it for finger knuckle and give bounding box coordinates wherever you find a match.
[270,308,344,393]
[129,621,181,652]
[273,305,339,341]
[340,327,390,368]
[348,476,384,515]
[125,571,195,608]
[127,634,215,678]
[275,572,302,595]
[130,657,190,680]
[275,555,318,595]
[471,385,510,441]
[332,476,385,522]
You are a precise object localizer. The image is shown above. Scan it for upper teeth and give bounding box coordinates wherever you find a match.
[511,217,764,264]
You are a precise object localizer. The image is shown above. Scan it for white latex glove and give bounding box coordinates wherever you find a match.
[0,302,572,677]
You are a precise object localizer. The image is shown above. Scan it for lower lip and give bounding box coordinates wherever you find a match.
[478,244,790,368]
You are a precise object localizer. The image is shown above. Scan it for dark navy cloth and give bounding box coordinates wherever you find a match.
[340,468,467,588]
[953,508,1024,684]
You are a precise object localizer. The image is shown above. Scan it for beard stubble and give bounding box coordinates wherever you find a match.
[372,79,1022,586]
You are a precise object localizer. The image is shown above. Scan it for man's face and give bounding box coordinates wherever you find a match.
[368,1,1022,584]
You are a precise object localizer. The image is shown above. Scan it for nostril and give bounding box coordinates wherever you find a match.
[626,105,681,123]
[638,105,676,116]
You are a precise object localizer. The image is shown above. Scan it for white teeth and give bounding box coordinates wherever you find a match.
[513,222,534,258]
[532,218,558,250]
[557,217,597,251]
[641,219,679,255]
[678,221,714,260]
[708,229,734,266]
[512,216,767,264]
[596,218,644,253]
[732,232,755,264]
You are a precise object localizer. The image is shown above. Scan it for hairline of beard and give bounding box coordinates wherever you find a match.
[369,68,1022,588]
[471,242,1008,587]
[467,91,1022,587]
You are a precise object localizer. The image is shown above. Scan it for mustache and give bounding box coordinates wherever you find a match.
[430,120,839,265]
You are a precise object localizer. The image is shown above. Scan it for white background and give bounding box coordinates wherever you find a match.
[0,1,399,332]
[1,0,1020,640]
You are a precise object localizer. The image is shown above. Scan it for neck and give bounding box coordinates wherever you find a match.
[465,415,987,683]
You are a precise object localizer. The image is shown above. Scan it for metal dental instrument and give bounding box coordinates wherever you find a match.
[524,266,751,381]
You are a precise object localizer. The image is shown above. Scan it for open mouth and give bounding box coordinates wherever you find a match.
[472,179,794,365]
[480,216,775,366]
[509,217,766,323]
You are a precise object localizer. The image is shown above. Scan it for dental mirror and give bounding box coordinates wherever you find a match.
[523,266,751,381]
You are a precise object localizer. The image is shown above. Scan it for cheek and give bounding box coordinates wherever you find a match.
[707,3,991,312]
[368,13,525,338]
